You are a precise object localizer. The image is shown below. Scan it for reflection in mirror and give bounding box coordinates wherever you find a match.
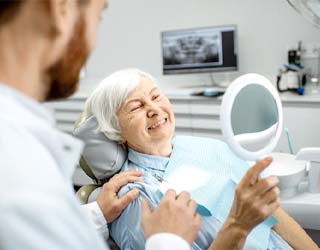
[231,84,279,152]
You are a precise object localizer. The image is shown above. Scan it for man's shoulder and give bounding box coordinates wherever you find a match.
[0,119,60,184]
[0,119,54,158]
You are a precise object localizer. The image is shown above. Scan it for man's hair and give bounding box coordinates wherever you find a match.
[0,1,24,25]
[0,0,89,26]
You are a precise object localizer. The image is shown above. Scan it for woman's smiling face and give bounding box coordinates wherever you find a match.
[117,77,175,156]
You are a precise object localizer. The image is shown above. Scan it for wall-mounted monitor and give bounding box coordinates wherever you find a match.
[161,25,238,75]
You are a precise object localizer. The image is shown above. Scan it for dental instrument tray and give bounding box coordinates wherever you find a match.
[191,89,225,97]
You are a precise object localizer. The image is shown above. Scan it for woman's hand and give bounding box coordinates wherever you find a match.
[228,157,280,233]
[96,170,143,223]
[209,157,280,250]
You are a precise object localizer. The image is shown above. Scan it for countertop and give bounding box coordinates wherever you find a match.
[164,87,320,103]
[71,86,320,103]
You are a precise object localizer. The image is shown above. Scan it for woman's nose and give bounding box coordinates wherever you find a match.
[147,103,160,118]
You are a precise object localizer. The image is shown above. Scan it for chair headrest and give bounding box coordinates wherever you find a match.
[73,116,127,182]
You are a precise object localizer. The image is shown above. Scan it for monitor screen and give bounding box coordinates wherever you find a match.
[161,25,238,75]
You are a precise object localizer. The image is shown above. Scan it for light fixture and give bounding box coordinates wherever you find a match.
[287,0,320,28]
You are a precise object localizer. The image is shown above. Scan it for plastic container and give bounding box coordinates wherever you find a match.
[269,153,307,199]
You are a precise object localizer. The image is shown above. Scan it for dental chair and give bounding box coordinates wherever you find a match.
[73,115,127,250]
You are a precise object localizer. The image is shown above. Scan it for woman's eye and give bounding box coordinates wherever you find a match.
[130,106,141,112]
[152,95,161,101]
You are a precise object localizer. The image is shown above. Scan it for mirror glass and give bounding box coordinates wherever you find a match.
[220,73,283,164]
[231,84,279,152]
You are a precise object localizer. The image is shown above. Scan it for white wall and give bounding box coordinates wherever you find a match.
[78,0,320,94]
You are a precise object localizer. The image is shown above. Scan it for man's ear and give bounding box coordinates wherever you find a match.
[46,0,78,37]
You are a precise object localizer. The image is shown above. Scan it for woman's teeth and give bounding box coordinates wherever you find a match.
[149,118,166,129]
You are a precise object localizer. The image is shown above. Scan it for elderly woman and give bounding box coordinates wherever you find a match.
[84,69,317,250]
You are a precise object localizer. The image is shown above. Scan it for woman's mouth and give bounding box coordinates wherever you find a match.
[148,118,167,130]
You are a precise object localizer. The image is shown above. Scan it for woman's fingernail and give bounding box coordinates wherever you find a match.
[265,157,273,162]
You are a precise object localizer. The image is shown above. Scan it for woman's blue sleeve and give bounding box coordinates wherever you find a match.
[110,185,147,250]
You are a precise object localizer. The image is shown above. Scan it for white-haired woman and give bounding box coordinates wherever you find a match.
[84,68,317,250]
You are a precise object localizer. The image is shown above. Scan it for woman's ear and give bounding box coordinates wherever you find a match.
[120,138,127,147]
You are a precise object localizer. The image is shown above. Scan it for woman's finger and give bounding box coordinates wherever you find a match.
[240,157,273,188]
[251,176,279,196]
[265,197,281,215]
[260,186,280,204]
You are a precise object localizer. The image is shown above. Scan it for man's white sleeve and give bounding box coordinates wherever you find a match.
[146,233,190,250]
[82,202,109,240]
[82,203,190,250]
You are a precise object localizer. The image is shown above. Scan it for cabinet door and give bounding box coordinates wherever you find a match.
[44,97,86,134]
[170,99,192,136]
[189,99,222,139]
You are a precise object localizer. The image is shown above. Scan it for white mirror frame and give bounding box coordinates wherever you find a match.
[220,73,283,161]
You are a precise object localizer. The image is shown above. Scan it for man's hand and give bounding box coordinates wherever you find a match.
[96,170,143,223]
[228,157,280,233]
[141,189,201,245]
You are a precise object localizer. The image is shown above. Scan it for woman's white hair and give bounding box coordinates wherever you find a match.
[83,68,157,142]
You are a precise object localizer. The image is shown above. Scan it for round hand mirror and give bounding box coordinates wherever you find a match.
[220,73,283,177]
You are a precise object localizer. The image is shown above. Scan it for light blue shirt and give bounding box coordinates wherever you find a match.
[110,136,293,250]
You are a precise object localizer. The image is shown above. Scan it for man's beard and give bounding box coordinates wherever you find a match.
[45,16,89,101]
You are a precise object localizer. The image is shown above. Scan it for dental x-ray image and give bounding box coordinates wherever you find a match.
[162,29,223,68]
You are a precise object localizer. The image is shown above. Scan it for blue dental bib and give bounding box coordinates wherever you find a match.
[160,135,277,250]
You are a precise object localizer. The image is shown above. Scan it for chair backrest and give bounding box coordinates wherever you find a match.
[73,115,127,185]
[73,114,122,250]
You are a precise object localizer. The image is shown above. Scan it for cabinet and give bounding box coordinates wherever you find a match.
[170,96,223,140]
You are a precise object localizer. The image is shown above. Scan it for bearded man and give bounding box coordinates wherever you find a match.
[0,1,200,249]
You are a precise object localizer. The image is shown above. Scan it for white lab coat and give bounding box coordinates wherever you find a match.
[0,84,189,250]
